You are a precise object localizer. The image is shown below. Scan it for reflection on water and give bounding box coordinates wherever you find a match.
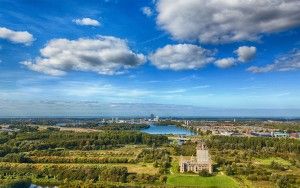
[141,124,195,135]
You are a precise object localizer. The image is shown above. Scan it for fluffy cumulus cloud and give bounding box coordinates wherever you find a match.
[149,44,215,70]
[235,46,257,62]
[0,27,34,45]
[21,36,146,76]
[156,0,300,43]
[142,7,153,17]
[73,18,100,26]
[248,49,300,73]
[214,46,256,68]
[214,58,236,69]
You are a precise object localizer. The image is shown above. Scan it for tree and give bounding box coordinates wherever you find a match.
[225,165,236,176]
[270,161,286,171]
[276,176,290,188]
[160,175,168,184]
[198,169,211,177]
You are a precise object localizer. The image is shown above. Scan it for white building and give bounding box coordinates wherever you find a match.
[179,141,213,173]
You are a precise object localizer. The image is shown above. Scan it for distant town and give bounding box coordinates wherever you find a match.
[1,116,299,139]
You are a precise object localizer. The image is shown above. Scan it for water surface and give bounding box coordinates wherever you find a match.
[141,124,195,135]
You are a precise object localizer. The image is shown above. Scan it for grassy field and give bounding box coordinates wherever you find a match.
[29,145,144,157]
[38,125,103,132]
[250,181,275,188]
[109,163,158,175]
[0,145,160,177]
[254,157,292,166]
[167,174,239,188]
[168,156,239,188]
[0,162,159,175]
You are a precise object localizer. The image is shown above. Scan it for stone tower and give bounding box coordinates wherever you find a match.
[196,141,209,163]
[179,141,213,173]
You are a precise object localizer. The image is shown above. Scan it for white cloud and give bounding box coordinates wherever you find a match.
[235,46,257,62]
[73,18,100,26]
[21,36,146,76]
[214,46,256,69]
[0,27,34,45]
[142,7,153,17]
[214,58,236,69]
[156,0,300,43]
[149,44,215,70]
[248,49,300,73]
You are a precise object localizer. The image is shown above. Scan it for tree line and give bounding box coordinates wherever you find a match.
[0,162,162,185]
[207,135,300,153]
[0,131,168,157]
[96,123,150,131]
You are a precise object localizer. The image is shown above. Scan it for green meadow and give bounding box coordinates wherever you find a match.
[254,157,292,166]
[168,157,239,188]
[167,174,239,188]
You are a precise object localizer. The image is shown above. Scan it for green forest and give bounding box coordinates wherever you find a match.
[0,124,300,187]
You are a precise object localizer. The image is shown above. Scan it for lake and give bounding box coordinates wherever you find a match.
[141,124,195,135]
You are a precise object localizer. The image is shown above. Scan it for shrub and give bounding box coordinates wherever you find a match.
[198,169,211,177]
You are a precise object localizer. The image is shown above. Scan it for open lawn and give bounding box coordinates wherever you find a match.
[167,174,239,188]
[109,163,158,175]
[38,125,103,133]
[254,157,291,166]
[169,156,240,188]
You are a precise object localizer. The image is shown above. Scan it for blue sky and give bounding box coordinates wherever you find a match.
[0,0,300,117]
